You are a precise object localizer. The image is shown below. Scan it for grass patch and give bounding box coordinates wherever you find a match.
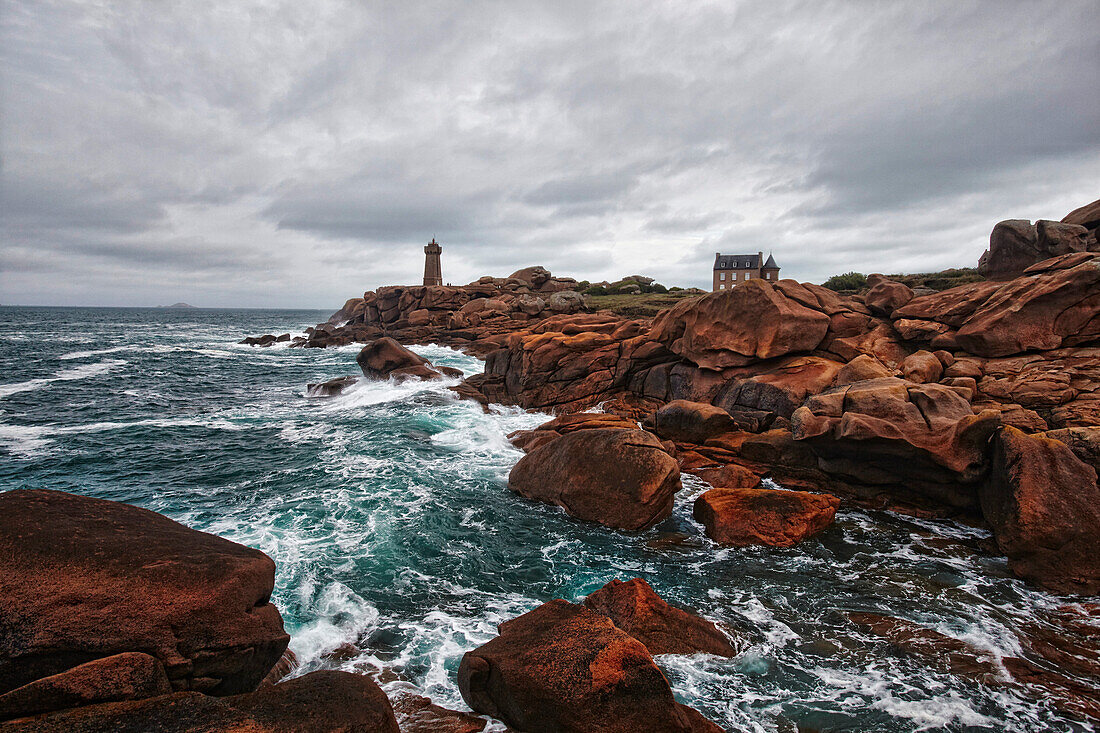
[585,290,701,318]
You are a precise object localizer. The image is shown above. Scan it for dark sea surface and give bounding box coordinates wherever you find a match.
[0,305,1093,732]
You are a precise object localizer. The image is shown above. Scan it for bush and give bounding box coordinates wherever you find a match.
[649,283,668,293]
[668,286,683,292]
[584,286,609,296]
[823,272,867,291]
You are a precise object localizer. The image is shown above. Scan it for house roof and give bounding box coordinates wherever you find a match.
[763,254,779,269]
[713,253,761,270]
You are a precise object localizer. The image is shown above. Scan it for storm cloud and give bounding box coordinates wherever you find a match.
[2,0,1097,307]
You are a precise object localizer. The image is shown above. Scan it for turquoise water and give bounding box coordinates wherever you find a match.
[0,305,1093,732]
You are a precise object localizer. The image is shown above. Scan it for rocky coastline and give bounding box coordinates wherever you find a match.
[4,201,1099,730]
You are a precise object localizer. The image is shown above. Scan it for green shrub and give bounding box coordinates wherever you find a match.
[584,286,609,296]
[668,286,683,292]
[822,272,867,291]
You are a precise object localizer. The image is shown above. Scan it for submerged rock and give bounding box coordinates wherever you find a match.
[583,578,737,657]
[507,428,681,531]
[692,487,839,547]
[457,599,721,733]
[306,375,358,397]
[0,489,289,707]
[389,689,486,733]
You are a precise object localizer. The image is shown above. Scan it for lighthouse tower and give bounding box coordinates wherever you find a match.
[423,238,442,286]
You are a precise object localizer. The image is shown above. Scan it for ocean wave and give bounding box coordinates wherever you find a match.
[0,416,246,456]
[0,359,127,399]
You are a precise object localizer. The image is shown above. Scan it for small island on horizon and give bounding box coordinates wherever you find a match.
[156,302,196,309]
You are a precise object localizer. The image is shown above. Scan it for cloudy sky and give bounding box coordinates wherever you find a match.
[2,1,1097,307]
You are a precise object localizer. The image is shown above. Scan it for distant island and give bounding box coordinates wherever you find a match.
[157,302,196,309]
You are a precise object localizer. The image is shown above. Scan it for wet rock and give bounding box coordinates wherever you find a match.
[508,429,681,531]
[356,338,457,381]
[0,489,289,701]
[583,578,738,657]
[981,426,1100,594]
[240,334,278,346]
[847,613,1002,682]
[389,689,486,733]
[260,650,298,688]
[686,463,762,490]
[693,487,839,547]
[457,600,721,733]
[306,375,358,397]
[1,670,399,732]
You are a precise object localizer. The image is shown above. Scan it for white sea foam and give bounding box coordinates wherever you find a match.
[0,416,245,456]
[0,358,127,399]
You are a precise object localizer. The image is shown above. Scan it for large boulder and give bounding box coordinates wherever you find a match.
[978,219,1090,279]
[457,600,720,733]
[2,670,399,733]
[356,338,461,381]
[692,487,839,547]
[0,490,289,702]
[650,280,830,369]
[863,274,913,317]
[507,429,681,531]
[981,427,1100,594]
[791,378,1001,511]
[508,266,552,288]
[582,579,737,657]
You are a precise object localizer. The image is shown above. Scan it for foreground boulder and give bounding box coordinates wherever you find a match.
[583,578,737,657]
[981,427,1100,594]
[356,337,462,381]
[0,489,289,703]
[508,429,681,531]
[457,600,720,733]
[693,487,839,547]
[1,670,399,733]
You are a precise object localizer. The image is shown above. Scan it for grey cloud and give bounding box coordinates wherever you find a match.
[1,0,1098,306]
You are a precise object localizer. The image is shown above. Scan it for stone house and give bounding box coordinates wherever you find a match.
[712,252,779,291]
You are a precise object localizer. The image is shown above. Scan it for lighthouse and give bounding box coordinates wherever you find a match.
[423,238,442,286]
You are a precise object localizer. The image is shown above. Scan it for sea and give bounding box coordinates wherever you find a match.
[0,305,1093,732]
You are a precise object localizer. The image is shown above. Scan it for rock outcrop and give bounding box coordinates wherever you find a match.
[2,671,400,733]
[978,218,1091,279]
[650,280,831,369]
[457,599,720,733]
[981,427,1100,595]
[692,487,839,547]
[507,429,681,531]
[582,578,737,657]
[792,378,1000,511]
[0,489,289,703]
[356,337,462,381]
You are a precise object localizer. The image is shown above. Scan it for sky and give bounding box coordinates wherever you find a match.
[1,1,1098,308]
